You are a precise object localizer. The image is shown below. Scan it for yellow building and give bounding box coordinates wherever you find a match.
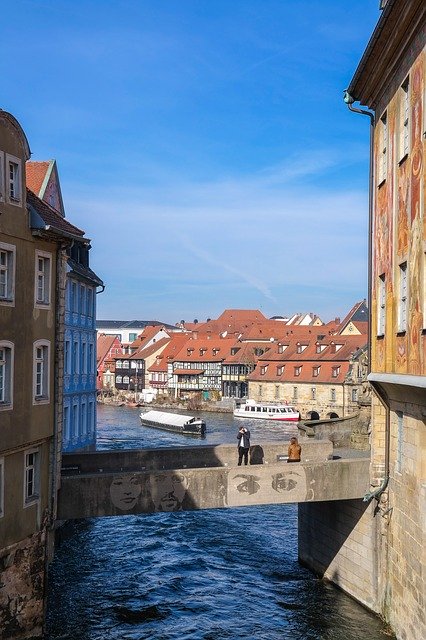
[0,111,84,639]
[346,1,425,638]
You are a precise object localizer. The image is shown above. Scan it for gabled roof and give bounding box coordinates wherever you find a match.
[222,341,273,364]
[336,300,368,334]
[129,337,170,360]
[257,333,367,364]
[248,360,351,384]
[147,334,190,372]
[97,334,122,365]
[27,188,85,239]
[26,159,65,216]
[96,320,177,331]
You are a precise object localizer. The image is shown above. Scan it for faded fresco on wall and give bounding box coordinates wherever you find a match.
[373,51,425,377]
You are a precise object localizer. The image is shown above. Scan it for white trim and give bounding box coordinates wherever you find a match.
[397,261,408,332]
[0,340,14,411]
[0,241,16,307]
[5,153,22,206]
[23,447,41,507]
[377,273,386,336]
[398,77,410,163]
[0,151,4,202]
[33,340,50,404]
[34,249,52,309]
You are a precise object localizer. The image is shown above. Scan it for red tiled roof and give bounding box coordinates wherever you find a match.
[129,337,170,359]
[248,360,351,384]
[97,334,122,364]
[173,336,236,362]
[26,161,50,196]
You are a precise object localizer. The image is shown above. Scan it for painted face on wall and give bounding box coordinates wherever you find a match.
[109,475,142,511]
[148,472,189,512]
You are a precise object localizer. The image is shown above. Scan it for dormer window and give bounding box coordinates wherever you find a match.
[294,366,302,377]
[296,343,308,353]
[313,366,320,377]
[277,343,288,354]
[260,365,268,375]
[332,366,340,378]
[277,365,284,376]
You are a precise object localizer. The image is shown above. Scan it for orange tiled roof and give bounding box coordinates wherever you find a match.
[173,336,236,363]
[97,334,122,364]
[248,360,351,384]
[129,337,170,360]
[26,161,51,196]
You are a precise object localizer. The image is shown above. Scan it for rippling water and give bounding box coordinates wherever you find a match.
[45,405,394,639]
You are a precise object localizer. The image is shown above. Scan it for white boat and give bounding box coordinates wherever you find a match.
[233,399,300,422]
[140,410,206,436]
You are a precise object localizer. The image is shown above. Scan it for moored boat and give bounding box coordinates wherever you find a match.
[140,410,206,436]
[233,399,300,421]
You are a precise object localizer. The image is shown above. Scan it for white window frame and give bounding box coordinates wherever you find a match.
[0,341,14,410]
[24,448,40,506]
[33,340,50,404]
[399,77,410,162]
[0,457,4,518]
[0,151,4,202]
[34,250,52,308]
[5,153,22,205]
[397,262,408,333]
[0,242,16,306]
[377,274,386,336]
[377,111,388,185]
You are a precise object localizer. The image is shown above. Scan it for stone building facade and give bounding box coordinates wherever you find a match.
[345,2,426,638]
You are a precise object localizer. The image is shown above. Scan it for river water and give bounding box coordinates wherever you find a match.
[45,405,394,639]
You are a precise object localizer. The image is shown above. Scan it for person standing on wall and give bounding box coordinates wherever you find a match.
[287,436,301,463]
[237,426,251,466]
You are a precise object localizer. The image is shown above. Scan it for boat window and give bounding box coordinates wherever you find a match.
[279,408,284,413]
[256,407,261,412]
[263,407,267,412]
[271,408,276,413]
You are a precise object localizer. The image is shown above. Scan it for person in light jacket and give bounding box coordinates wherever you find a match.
[237,426,251,466]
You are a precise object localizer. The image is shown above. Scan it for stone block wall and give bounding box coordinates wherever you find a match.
[298,498,379,611]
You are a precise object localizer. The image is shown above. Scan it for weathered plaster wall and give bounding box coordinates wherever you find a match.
[298,499,379,612]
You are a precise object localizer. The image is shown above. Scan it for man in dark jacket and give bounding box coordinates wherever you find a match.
[237,426,251,466]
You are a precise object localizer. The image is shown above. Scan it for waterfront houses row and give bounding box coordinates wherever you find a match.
[0,111,103,638]
[97,302,369,419]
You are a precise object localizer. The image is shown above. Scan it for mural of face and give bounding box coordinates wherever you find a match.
[109,475,142,511]
[148,472,189,512]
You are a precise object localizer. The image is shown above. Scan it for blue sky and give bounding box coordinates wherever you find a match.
[4,1,379,324]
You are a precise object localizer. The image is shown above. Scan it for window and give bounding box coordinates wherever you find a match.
[0,457,4,518]
[297,343,307,353]
[378,274,386,336]
[396,411,403,473]
[33,341,50,403]
[0,342,13,409]
[81,403,86,436]
[351,389,358,402]
[129,332,137,342]
[259,384,262,398]
[294,366,302,377]
[313,366,320,377]
[399,78,410,162]
[0,242,16,305]
[116,375,123,384]
[330,388,336,402]
[87,288,93,317]
[424,251,426,330]
[80,284,85,314]
[275,385,280,399]
[332,366,340,378]
[34,251,52,307]
[24,449,40,505]
[311,387,316,400]
[72,404,78,439]
[260,365,268,375]
[72,281,78,312]
[65,340,71,374]
[277,365,284,376]
[63,405,70,443]
[0,152,4,202]
[398,262,407,332]
[89,343,94,374]
[293,386,298,400]
[82,342,87,374]
[6,154,22,204]
[378,111,388,184]
[73,341,79,373]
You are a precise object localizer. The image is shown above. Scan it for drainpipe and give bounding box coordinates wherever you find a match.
[344,92,390,503]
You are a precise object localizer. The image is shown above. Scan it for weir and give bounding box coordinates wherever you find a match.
[58,441,370,519]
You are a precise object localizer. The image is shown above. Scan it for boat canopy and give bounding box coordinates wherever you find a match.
[141,410,199,427]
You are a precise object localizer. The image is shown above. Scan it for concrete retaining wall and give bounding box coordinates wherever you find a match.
[61,440,333,475]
